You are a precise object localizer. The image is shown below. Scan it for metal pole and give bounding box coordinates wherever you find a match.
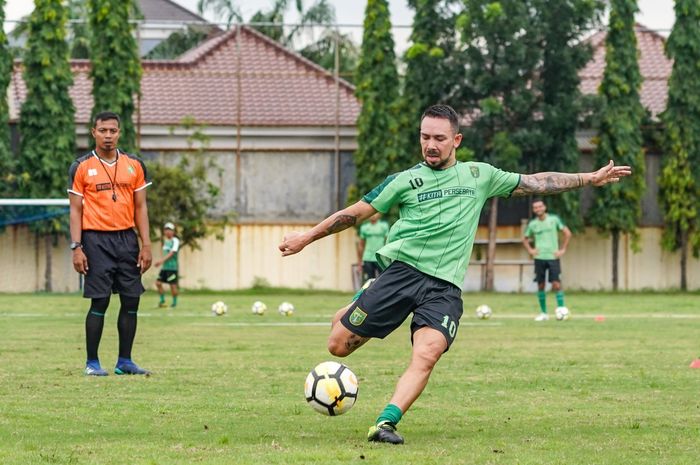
[334,27,341,211]
[235,22,243,290]
[136,21,142,150]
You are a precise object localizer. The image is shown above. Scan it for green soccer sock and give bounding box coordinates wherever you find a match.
[537,290,547,313]
[172,295,178,306]
[556,291,565,307]
[376,403,403,426]
[159,294,165,304]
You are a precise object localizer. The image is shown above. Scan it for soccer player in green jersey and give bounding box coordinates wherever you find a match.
[523,200,572,321]
[154,222,180,308]
[357,213,390,281]
[279,104,631,444]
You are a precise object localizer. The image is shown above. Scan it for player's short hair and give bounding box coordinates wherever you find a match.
[421,104,460,134]
[93,111,121,128]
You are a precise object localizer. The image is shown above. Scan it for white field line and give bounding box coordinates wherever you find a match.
[1,312,699,321]
[192,321,504,327]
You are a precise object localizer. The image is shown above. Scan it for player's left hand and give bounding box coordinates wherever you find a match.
[590,160,632,186]
[555,249,566,258]
[279,231,308,256]
[138,245,152,273]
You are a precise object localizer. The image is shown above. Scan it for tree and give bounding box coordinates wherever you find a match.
[353,0,400,197]
[299,29,358,81]
[398,0,460,168]
[456,0,544,290]
[537,0,604,231]
[88,0,142,153]
[588,0,646,290]
[199,0,347,75]
[147,117,229,248]
[249,0,335,46]
[658,0,700,290]
[144,26,212,60]
[197,0,243,28]
[0,0,13,195]
[18,0,76,291]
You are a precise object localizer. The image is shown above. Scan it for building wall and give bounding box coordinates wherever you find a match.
[2,225,699,293]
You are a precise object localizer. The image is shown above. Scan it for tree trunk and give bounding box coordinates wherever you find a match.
[484,197,499,291]
[680,230,688,291]
[44,234,52,292]
[611,229,619,291]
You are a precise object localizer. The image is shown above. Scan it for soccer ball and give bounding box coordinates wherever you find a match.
[304,361,359,416]
[278,301,294,316]
[475,304,492,320]
[251,301,267,315]
[211,301,228,316]
[555,306,570,321]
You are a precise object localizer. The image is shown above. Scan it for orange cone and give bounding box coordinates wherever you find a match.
[594,315,605,322]
[689,359,700,369]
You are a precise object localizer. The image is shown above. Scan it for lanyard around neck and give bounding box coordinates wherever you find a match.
[94,149,120,202]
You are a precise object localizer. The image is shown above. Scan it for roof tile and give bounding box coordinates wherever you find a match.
[10,26,360,127]
[580,24,672,117]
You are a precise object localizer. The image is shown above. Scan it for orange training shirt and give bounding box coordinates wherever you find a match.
[68,150,152,231]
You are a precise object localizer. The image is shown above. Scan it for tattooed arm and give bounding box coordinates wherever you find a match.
[279,200,377,257]
[511,160,632,197]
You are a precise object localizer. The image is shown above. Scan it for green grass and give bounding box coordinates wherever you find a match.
[1,291,699,465]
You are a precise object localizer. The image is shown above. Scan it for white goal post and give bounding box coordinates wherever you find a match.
[0,198,70,206]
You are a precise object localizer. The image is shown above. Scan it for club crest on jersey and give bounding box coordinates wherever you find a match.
[128,165,135,175]
[88,168,98,176]
[349,307,367,326]
[470,166,480,178]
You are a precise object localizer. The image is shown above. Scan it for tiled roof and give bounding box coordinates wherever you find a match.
[10,26,360,127]
[580,24,672,117]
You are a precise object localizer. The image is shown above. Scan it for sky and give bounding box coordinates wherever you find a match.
[4,0,677,42]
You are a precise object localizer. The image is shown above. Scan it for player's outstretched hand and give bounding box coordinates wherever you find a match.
[590,160,632,187]
[279,232,307,256]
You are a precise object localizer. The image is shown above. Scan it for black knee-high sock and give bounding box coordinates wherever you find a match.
[118,295,140,359]
[86,297,111,361]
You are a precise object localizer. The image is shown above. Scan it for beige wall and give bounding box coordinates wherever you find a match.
[0,227,79,293]
[2,224,699,293]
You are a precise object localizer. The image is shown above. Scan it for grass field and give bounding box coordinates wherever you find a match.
[1,290,699,465]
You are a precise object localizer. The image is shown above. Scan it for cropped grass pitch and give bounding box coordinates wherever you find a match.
[1,291,698,464]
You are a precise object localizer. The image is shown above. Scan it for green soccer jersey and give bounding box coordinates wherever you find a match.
[359,220,389,262]
[162,237,180,271]
[525,214,565,260]
[362,161,520,288]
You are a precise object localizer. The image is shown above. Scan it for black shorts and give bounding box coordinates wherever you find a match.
[82,229,145,298]
[362,261,381,280]
[157,269,179,285]
[534,259,561,283]
[341,261,463,350]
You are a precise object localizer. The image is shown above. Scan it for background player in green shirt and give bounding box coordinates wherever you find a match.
[523,200,572,321]
[154,222,180,308]
[279,104,631,444]
[357,213,390,281]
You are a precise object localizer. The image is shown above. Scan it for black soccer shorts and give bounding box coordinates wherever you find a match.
[157,269,179,285]
[81,229,145,298]
[340,261,463,350]
[534,259,562,284]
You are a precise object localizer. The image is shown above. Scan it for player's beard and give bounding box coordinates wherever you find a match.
[423,149,454,170]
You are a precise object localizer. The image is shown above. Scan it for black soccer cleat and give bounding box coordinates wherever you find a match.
[367,422,404,444]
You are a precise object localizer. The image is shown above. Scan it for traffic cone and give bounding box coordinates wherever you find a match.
[689,359,700,369]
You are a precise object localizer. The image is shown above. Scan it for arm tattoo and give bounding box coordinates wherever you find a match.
[512,172,587,197]
[325,214,357,235]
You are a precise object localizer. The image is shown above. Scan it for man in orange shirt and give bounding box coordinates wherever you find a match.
[68,112,153,376]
